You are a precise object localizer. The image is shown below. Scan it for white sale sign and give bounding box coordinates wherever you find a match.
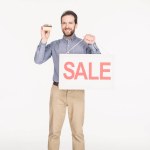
[59,54,113,89]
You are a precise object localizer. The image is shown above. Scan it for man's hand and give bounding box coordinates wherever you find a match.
[84,34,95,44]
[41,24,52,43]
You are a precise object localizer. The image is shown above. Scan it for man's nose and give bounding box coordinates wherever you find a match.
[66,23,69,28]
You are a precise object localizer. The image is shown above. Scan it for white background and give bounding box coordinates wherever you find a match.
[0,0,150,150]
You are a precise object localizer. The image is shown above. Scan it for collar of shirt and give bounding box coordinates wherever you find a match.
[62,34,77,42]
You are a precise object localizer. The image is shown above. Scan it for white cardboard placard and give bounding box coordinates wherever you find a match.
[59,54,113,89]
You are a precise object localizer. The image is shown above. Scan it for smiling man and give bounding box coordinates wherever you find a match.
[34,10,101,150]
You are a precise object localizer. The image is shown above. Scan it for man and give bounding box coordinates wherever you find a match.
[34,10,101,150]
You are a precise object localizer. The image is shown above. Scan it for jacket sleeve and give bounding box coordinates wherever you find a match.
[86,43,101,54]
[34,41,53,64]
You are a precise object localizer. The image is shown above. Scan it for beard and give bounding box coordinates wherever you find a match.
[62,28,75,37]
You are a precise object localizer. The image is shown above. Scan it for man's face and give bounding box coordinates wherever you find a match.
[61,15,77,37]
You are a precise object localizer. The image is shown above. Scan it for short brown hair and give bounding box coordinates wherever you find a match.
[61,10,78,24]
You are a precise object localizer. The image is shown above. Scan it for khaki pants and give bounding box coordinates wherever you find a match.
[48,84,85,150]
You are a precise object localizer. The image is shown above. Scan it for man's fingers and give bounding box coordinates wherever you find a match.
[84,34,95,44]
[84,34,95,40]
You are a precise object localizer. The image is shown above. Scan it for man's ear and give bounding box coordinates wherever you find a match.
[75,24,78,29]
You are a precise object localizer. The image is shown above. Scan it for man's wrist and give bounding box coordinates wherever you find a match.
[41,38,47,44]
